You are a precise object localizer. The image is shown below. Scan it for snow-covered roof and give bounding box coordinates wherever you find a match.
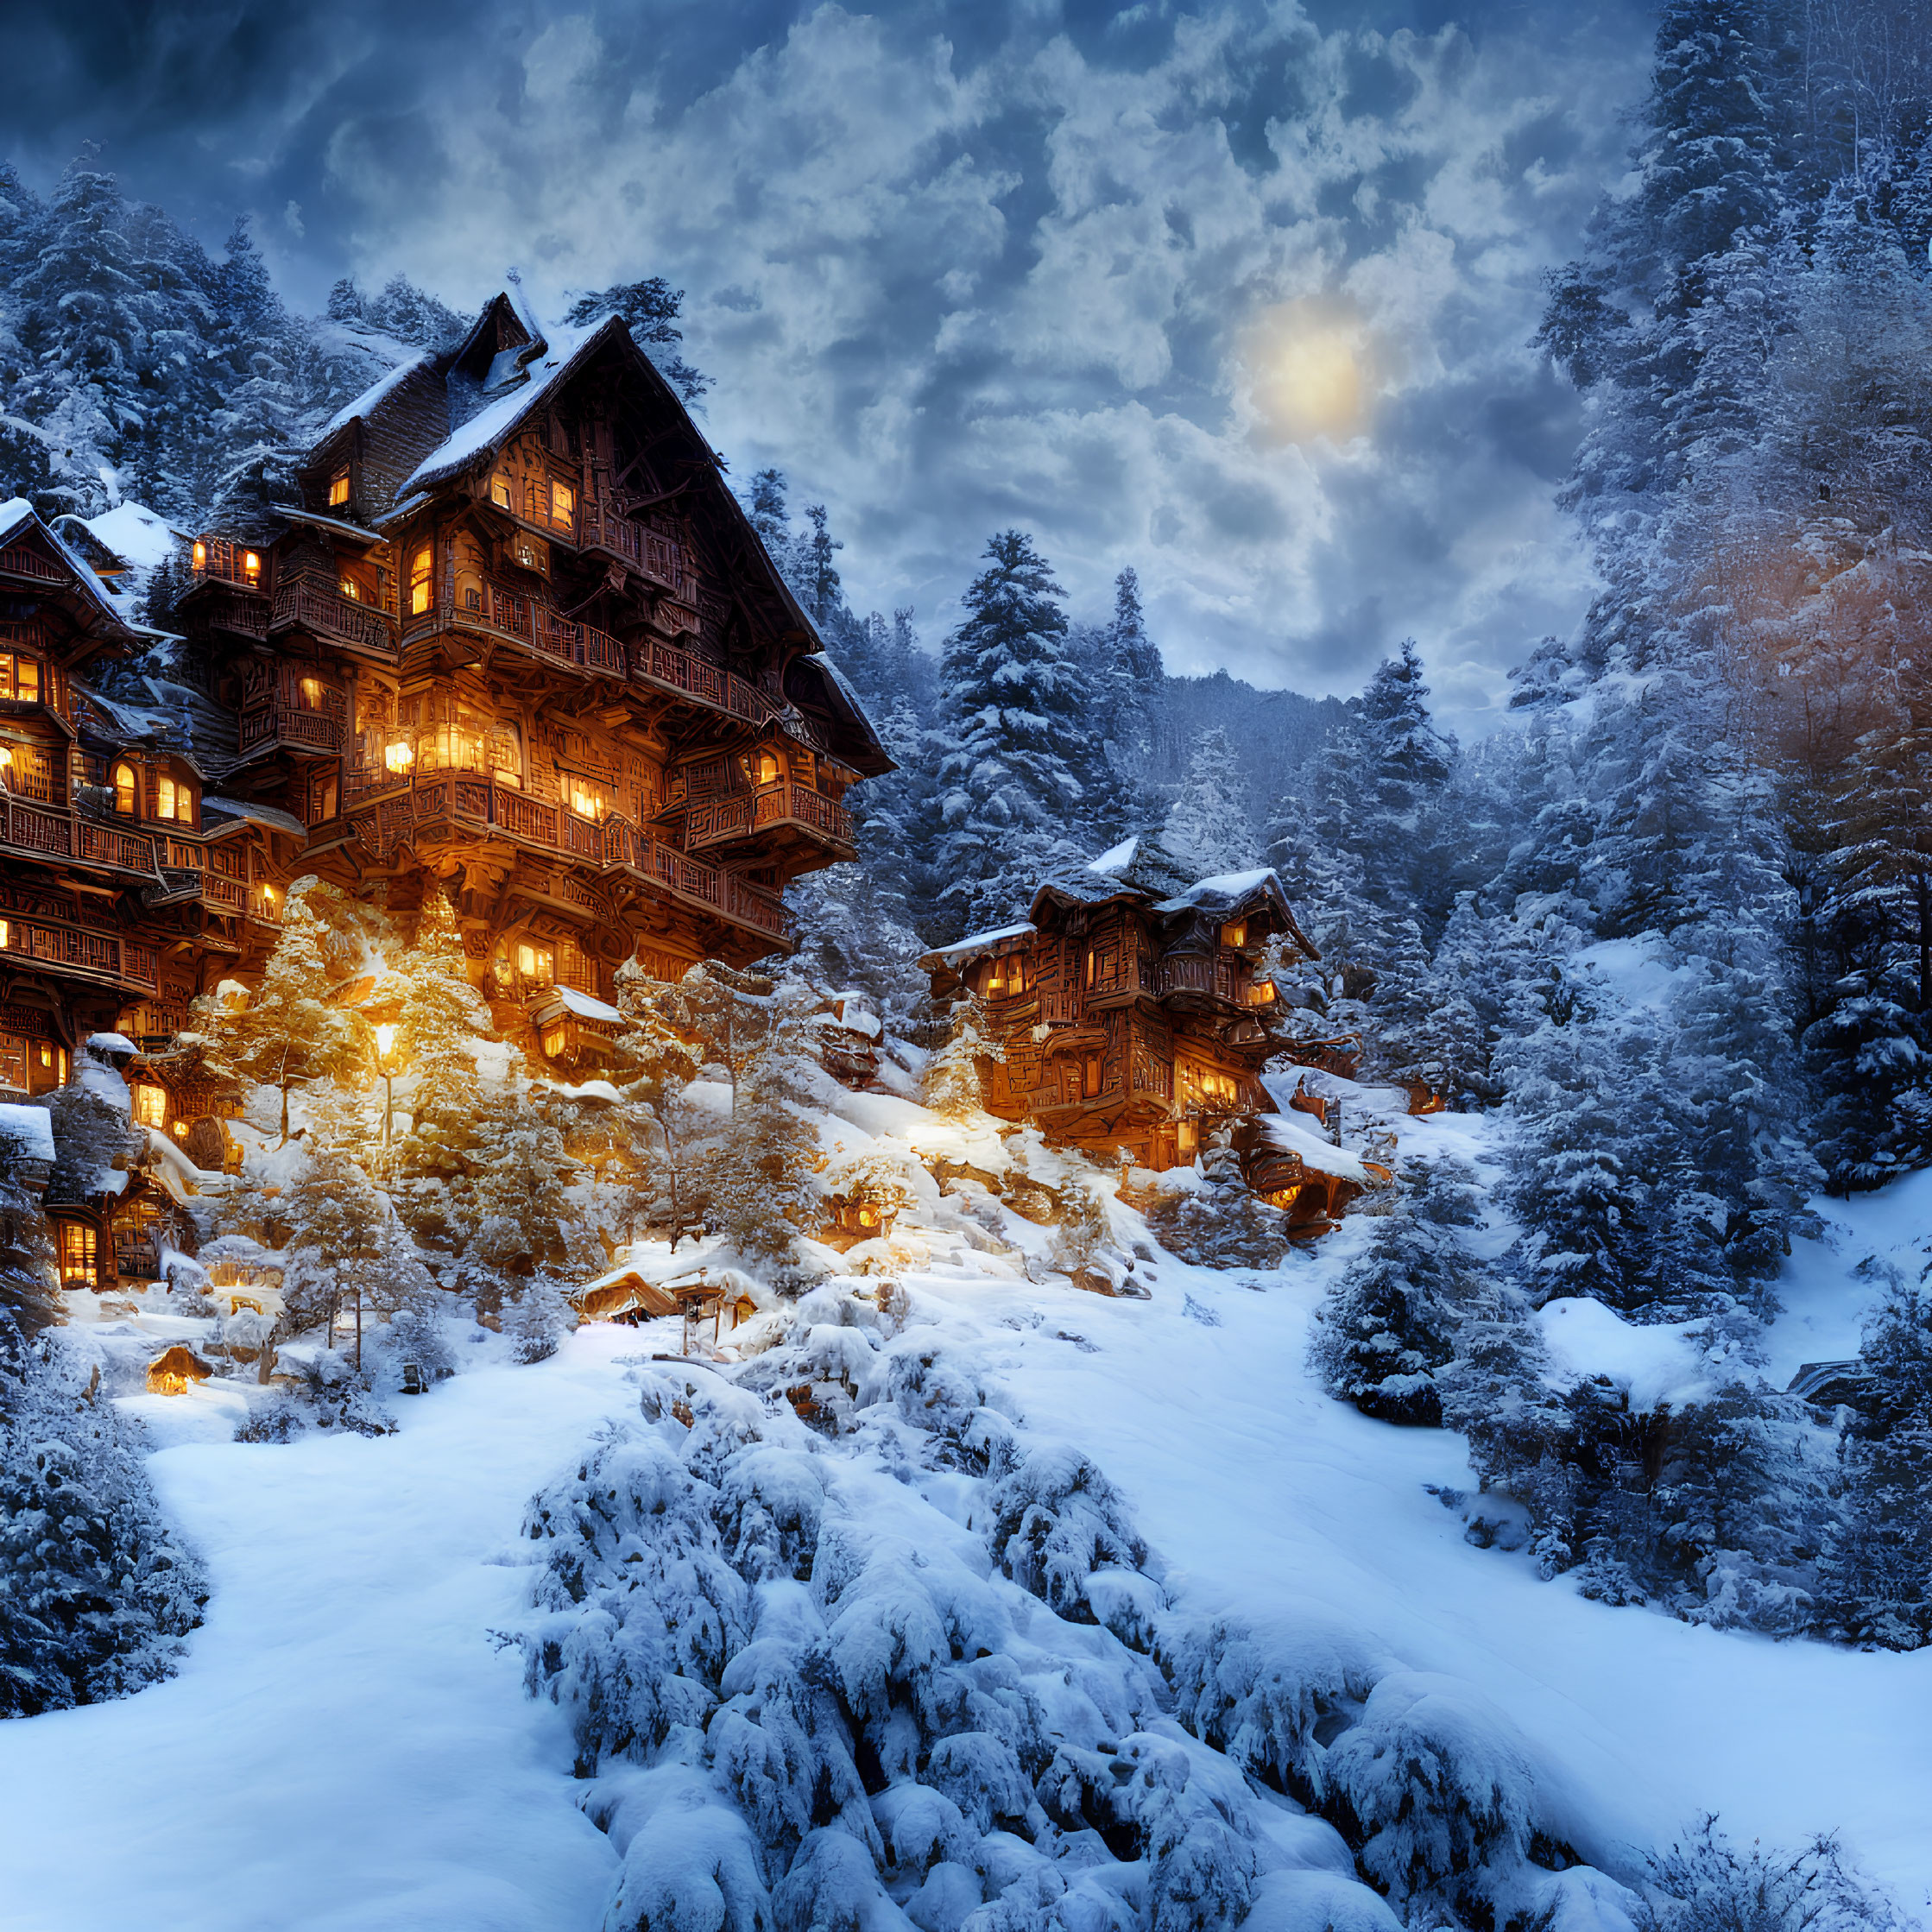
[919,921,1036,969]
[266,504,387,547]
[83,502,187,572]
[87,1032,136,1055]
[1089,835,1140,877]
[1254,1112,1376,1184]
[203,796,308,840]
[552,987,622,1024]
[0,1102,54,1164]
[315,351,434,443]
[400,322,601,498]
[0,498,132,628]
[1152,868,1280,914]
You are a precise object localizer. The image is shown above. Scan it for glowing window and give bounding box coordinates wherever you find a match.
[59,1222,96,1284]
[0,919,9,948]
[1222,920,1247,948]
[243,550,262,584]
[550,479,575,527]
[192,540,207,571]
[132,1083,167,1129]
[754,749,781,785]
[491,473,513,511]
[15,658,36,703]
[113,763,136,815]
[409,545,432,616]
[328,470,350,507]
[568,781,604,819]
[339,576,362,602]
[514,536,547,575]
[299,677,325,707]
[541,1026,567,1058]
[516,943,555,982]
[156,774,179,820]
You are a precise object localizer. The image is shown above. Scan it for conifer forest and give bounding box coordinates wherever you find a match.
[3,3,1932,1929]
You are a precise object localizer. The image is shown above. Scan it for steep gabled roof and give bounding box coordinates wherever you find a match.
[0,498,142,639]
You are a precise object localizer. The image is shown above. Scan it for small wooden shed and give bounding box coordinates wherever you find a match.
[147,1344,215,1395]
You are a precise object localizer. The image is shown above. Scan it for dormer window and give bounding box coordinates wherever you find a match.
[754,749,781,786]
[328,470,350,508]
[113,762,136,815]
[491,473,514,512]
[155,773,193,824]
[550,479,575,529]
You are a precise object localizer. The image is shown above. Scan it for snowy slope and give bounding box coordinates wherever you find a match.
[1,1100,1928,1929]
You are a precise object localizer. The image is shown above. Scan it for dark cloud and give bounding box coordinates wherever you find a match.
[8,0,1656,732]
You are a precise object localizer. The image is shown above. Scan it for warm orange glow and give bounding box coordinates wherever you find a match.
[243,550,261,583]
[193,540,207,570]
[384,740,414,774]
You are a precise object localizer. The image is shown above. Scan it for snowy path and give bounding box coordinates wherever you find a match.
[0,1333,649,1932]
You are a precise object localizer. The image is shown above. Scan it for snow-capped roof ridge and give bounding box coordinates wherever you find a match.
[315,351,434,444]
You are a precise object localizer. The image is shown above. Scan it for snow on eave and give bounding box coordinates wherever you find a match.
[202,796,309,841]
[266,503,387,548]
[398,319,609,498]
[918,921,1036,970]
[1255,1112,1375,1184]
[549,986,623,1024]
[0,500,137,632]
[312,351,435,446]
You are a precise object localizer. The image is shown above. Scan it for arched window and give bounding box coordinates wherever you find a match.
[113,762,136,815]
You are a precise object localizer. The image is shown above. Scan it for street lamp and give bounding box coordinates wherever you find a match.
[375,1022,399,1147]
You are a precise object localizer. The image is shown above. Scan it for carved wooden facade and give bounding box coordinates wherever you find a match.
[0,504,294,1122]
[921,849,1330,1175]
[174,291,889,1058]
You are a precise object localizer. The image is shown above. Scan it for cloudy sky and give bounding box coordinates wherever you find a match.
[13,0,1653,734]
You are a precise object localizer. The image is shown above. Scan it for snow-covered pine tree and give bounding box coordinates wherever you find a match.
[929,531,1098,934]
[1311,1159,1486,1426]
[1162,728,1259,880]
[564,274,708,401]
[921,994,1006,1119]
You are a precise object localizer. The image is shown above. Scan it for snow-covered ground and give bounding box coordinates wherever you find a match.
[3,1099,1929,1929]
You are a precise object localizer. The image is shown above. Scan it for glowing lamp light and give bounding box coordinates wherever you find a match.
[172,1121,187,1138]
[384,740,414,774]
[243,550,262,583]
[376,1023,396,1058]
[193,541,207,570]
[0,747,12,767]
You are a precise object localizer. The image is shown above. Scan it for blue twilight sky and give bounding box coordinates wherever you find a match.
[9,0,1654,734]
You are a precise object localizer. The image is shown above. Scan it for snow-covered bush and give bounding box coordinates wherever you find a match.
[283,1349,395,1436]
[503,1276,578,1365]
[1633,1815,1904,1932]
[1145,1140,1291,1271]
[0,1348,205,1714]
[1310,1159,1487,1427]
[984,1444,1153,1638]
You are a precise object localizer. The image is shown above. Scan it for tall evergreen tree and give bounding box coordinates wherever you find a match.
[928,531,1095,934]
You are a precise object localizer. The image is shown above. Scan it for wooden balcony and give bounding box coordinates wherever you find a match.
[631,635,778,728]
[0,908,160,991]
[271,580,398,662]
[415,581,625,680]
[686,781,855,856]
[76,818,161,879]
[1152,953,1253,1007]
[187,584,270,641]
[577,502,693,599]
[0,792,73,862]
[238,695,348,756]
[345,774,789,945]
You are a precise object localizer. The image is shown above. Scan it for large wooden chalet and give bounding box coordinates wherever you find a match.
[921,838,1379,1227]
[0,288,890,1291]
[174,287,888,1004]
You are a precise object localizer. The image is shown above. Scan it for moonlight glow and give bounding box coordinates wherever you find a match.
[1244,302,1371,444]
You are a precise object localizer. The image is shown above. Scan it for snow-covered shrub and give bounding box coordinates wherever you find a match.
[0,1348,205,1714]
[984,1445,1153,1638]
[1632,1815,1904,1932]
[285,1349,395,1436]
[504,1276,578,1365]
[1325,1672,1539,1926]
[1310,1158,1487,1426]
[233,1392,306,1443]
[1145,1147,1291,1271]
[380,1304,457,1386]
[920,995,1005,1119]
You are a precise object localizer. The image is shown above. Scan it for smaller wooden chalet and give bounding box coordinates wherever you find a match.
[922,836,1317,1172]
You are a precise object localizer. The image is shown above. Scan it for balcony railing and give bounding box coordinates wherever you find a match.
[578,503,694,597]
[0,793,71,859]
[631,635,778,727]
[686,782,855,852]
[0,910,158,989]
[271,580,398,660]
[76,818,159,877]
[1152,954,1252,1007]
[346,774,788,944]
[190,537,266,591]
[239,697,348,755]
[195,586,270,641]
